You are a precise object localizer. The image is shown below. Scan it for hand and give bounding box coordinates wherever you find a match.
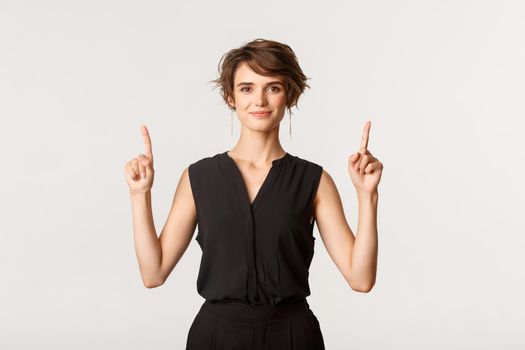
[347,121,383,194]
[124,124,155,195]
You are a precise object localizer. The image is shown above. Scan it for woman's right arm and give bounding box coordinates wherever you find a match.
[129,168,197,288]
[125,125,197,288]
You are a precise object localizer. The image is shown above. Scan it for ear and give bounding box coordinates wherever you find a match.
[227,95,235,108]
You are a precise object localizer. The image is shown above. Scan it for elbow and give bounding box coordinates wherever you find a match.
[348,278,375,293]
[143,279,163,289]
[142,275,165,289]
[351,283,374,293]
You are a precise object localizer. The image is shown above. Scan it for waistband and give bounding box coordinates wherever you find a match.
[202,298,310,321]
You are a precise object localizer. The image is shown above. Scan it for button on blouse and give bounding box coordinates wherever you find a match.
[188,151,323,306]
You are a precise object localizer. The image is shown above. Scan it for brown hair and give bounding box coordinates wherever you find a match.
[210,38,311,114]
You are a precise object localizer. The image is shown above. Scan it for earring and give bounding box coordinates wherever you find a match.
[230,109,233,137]
[288,109,293,141]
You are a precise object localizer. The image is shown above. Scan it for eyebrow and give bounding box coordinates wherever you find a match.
[236,81,284,87]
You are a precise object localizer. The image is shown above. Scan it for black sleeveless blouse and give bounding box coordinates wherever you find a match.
[188,151,323,306]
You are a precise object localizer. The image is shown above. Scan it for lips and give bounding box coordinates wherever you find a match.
[250,111,271,117]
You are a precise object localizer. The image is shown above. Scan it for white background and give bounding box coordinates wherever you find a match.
[1,0,524,349]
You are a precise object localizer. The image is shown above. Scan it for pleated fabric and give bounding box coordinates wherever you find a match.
[186,298,325,350]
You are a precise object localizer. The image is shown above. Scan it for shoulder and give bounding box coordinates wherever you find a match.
[291,153,322,167]
[291,154,324,175]
[288,154,325,198]
[291,155,338,199]
[188,152,224,172]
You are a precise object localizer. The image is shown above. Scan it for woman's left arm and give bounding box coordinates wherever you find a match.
[313,121,383,293]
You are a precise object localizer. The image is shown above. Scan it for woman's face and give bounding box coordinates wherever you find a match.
[228,62,287,132]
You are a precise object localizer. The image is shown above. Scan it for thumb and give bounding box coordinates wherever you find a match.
[145,160,154,178]
[137,154,154,178]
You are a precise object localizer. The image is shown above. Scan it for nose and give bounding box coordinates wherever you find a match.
[254,88,268,107]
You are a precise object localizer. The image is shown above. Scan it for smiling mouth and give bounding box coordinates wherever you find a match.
[250,112,271,117]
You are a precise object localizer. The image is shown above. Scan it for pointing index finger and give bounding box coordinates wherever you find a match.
[141,124,153,161]
[360,121,371,152]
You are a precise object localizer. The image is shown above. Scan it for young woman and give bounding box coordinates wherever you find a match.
[125,38,383,350]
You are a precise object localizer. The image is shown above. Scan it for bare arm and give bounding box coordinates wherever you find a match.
[313,121,382,293]
[129,167,197,288]
[156,167,197,284]
[313,170,378,293]
[125,125,197,288]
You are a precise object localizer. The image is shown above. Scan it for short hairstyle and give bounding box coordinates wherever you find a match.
[210,38,311,114]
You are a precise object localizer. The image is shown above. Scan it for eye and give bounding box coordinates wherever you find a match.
[240,87,251,92]
[269,86,281,92]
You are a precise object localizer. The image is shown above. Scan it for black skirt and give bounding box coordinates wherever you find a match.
[185,298,325,350]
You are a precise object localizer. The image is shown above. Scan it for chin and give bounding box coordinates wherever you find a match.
[240,119,273,130]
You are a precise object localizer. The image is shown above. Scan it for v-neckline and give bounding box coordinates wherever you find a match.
[224,151,290,208]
